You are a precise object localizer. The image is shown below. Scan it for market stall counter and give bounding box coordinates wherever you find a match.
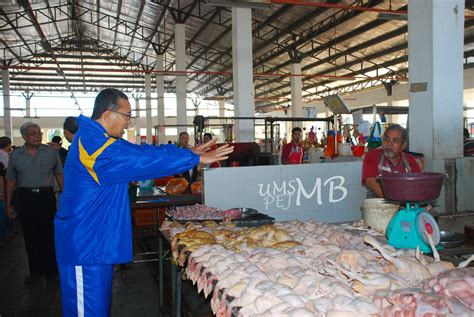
[162,216,474,316]
[129,186,202,314]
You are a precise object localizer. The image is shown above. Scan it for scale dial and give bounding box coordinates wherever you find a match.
[416,211,441,245]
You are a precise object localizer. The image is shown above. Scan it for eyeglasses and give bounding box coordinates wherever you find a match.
[112,110,132,121]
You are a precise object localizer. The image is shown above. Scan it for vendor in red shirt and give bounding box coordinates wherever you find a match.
[203,133,220,168]
[281,127,304,164]
[362,124,421,198]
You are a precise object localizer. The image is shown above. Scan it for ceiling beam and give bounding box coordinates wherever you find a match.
[188,1,330,88]
[112,0,123,48]
[0,38,20,61]
[124,0,146,59]
[196,0,385,94]
[252,26,408,93]
[0,7,35,55]
[96,0,101,41]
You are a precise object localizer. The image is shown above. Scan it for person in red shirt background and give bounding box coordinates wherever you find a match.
[203,133,220,168]
[281,127,304,165]
[362,124,421,198]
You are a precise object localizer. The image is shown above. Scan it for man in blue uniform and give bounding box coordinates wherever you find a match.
[54,88,233,317]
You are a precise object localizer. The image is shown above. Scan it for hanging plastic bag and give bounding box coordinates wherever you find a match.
[138,179,154,190]
[368,122,382,150]
[165,178,189,195]
[324,130,343,158]
[190,181,202,195]
[358,120,371,138]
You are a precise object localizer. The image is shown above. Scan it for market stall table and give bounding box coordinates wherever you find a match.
[130,187,201,315]
[163,219,474,316]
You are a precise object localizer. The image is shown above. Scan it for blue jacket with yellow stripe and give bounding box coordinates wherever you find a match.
[54,115,200,265]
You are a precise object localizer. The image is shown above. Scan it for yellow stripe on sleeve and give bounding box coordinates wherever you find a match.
[78,137,117,184]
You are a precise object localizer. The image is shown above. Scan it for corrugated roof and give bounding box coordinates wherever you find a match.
[0,0,473,110]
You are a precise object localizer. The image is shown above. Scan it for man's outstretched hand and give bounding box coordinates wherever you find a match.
[191,138,217,155]
[199,142,234,164]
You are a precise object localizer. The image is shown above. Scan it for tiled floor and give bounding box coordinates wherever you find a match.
[0,226,62,317]
[4,214,472,317]
[0,222,161,317]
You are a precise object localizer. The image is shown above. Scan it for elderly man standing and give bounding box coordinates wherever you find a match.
[362,124,421,198]
[5,122,64,283]
[54,88,232,316]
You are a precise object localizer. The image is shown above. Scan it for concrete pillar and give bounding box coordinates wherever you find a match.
[134,97,140,120]
[26,97,31,118]
[219,99,225,118]
[291,63,303,117]
[385,83,394,124]
[291,62,303,133]
[156,54,166,144]
[24,91,32,118]
[408,0,464,159]
[386,96,394,124]
[408,0,464,212]
[232,7,254,142]
[2,69,12,138]
[145,73,153,144]
[175,23,187,134]
[193,99,201,116]
[219,99,226,141]
[133,96,140,138]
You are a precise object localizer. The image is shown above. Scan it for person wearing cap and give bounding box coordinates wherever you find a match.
[362,124,421,198]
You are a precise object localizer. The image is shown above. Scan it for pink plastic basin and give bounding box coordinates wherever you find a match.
[377,172,445,202]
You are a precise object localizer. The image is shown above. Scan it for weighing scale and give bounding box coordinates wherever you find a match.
[386,202,442,253]
[379,172,446,254]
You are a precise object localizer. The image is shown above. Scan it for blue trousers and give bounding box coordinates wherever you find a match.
[59,263,113,317]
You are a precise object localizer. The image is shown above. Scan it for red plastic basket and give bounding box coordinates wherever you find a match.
[352,145,365,157]
[132,208,165,226]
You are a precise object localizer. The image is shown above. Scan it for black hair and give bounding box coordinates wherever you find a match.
[91,88,129,120]
[0,136,12,149]
[464,128,470,139]
[63,116,78,134]
[384,124,408,143]
[291,127,302,134]
[203,133,212,139]
[179,131,189,137]
[52,136,62,144]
